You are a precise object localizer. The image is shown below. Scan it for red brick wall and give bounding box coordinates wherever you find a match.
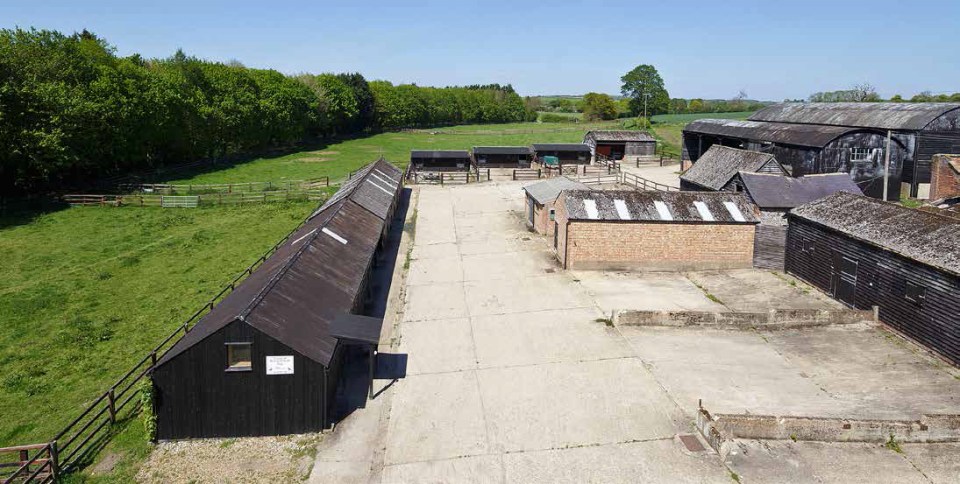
[553,194,755,270]
[930,154,960,200]
[527,196,559,237]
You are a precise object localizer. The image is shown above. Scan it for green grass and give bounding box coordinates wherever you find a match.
[0,201,315,449]
[163,121,619,185]
[650,111,755,124]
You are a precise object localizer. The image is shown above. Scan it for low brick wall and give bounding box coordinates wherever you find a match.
[696,406,960,457]
[613,308,876,330]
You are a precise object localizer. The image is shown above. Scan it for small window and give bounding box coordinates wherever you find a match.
[905,281,926,306]
[549,208,556,221]
[226,343,252,371]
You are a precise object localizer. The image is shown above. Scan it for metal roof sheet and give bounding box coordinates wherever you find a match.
[584,130,656,142]
[523,177,590,205]
[750,102,960,131]
[157,159,401,368]
[329,314,384,345]
[680,145,785,190]
[472,146,532,155]
[790,192,960,276]
[410,150,471,159]
[532,143,591,152]
[739,172,862,209]
[684,119,863,148]
[561,190,758,224]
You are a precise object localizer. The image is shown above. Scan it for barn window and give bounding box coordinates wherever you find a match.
[904,281,926,306]
[549,208,555,221]
[850,148,882,163]
[226,343,252,371]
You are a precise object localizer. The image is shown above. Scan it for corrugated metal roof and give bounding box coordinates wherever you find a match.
[523,177,590,205]
[789,192,960,276]
[684,119,862,148]
[740,172,862,209]
[410,150,471,159]
[532,143,591,152]
[472,146,532,155]
[584,130,656,142]
[750,102,960,131]
[680,145,785,190]
[561,190,758,224]
[157,159,401,368]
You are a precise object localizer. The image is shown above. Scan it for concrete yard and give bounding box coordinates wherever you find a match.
[312,180,960,483]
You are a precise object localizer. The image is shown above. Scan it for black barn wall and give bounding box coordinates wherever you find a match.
[153,320,333,440]
[785,218,960,366]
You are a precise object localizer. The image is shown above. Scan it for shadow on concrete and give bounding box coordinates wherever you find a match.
[331,186,412,422]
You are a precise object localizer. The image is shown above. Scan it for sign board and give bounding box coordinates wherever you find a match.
[265,355,294,375]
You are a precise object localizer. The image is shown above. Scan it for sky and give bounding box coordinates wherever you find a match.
[2,0,959,101]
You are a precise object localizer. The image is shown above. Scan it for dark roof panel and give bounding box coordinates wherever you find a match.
[680,146,784,190]
[739,172,862,209]
[532,143,591,152]
[410,150,471,159]
[790,192,960,276]
[684,119,862,148]
[523,177,590,205]
[584,130,656,142]
[329,314,384,345]
[750,102,960,131]
[561,190,758,224]
[472,146,532,155]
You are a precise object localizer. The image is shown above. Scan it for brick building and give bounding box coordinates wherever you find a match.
[553,190,759,270]
[522,177,589,236]
[930,154,960,200]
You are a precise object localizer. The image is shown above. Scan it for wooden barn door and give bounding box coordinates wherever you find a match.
[831,251,858,307]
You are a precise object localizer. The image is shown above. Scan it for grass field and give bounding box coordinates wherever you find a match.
[163,121,619,185]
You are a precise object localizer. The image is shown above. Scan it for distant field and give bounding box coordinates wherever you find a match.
[650,111,755,124]
[164,120,619,185]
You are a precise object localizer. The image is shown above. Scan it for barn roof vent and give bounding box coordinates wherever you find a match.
[614,199,631,220]
[583,199,599,219]
[322,227,348,244]
[723,201,746,222]
[653,200,673,221]
[366,178,394,195]
[693,201,715,221]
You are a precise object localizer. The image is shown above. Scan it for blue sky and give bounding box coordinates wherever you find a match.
[2,0,958,100]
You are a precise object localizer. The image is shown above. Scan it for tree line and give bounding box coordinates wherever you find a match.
[806,83,960,103]
[0,29,530,197]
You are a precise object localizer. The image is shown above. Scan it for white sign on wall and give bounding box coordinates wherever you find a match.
[265,355,294,375]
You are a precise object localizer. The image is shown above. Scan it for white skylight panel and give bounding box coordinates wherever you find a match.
[653,200,673,221]
[322,227,348,244]
[583,199,599,220]
[723,201,746,222]
[614,199,631,220]
[693,201,715,221]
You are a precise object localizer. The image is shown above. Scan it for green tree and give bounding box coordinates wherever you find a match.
[620,65,670,117]
[688,98,705,113]
[580,92,618,121]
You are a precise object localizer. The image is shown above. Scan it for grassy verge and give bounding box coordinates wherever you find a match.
[650,111,755,124]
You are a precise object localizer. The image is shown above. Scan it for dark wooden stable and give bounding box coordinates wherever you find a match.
[532,143,591,165]
[472,146,532,168]
[410,150,473,171]
[786,192,960,366]
[151,159,403,440]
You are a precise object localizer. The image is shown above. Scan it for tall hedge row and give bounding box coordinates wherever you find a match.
[0,29,529,197]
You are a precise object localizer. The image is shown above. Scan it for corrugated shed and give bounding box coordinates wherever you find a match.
[584,130,656,142]
[561,190,758,224]
[789,192,960,276]
[410,150,471,159]
[523,177,590,205]
[739,172,862,209]
[532,143,591,152]
[472,146,532,155]
[680,145,785,190]
[157,159,401,367]
[750,102,960,131]
[684,119,861,148]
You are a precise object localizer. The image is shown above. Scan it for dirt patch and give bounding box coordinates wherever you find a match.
[309,150,339,155]
[297,156,332,163]
[89,451,123,475]
[136,433,321,483]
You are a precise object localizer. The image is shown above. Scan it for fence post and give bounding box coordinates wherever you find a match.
[538,169,542,179]
[107,388,117,424]
[50,441,60,481]
[440,173,444,186]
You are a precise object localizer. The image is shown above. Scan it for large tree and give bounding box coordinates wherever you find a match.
[580,92,618,121]
[620,65,670,117]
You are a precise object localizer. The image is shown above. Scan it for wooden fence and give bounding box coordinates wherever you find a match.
[1,215,315,483]
[405,169,490,185]
[118,177,329,195]
[512,169,543,181]
[619,172,680,192]
[63,190,326,208]
[635,155,678,167]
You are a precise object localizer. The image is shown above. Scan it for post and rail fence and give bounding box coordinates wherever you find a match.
[63,190,327,208]
[117,177,329,195]
[404,169,490,185]
[1,211,319,483]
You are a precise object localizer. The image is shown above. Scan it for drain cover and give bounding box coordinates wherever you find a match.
[522,237,530,241]
[679,434,706,452]
[544,268,555,273]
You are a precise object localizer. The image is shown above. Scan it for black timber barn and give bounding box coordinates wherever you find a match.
[679,145,788,192]
[151,159,403,440]
[786,192,960,366]
[472,146,533,168]
[583,130,657,160]
[682,103,960,200]
[410,150,473,171]
[532,143,591,165]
